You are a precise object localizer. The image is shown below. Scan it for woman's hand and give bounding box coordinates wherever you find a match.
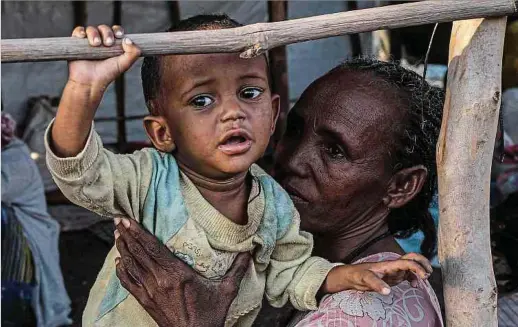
[322,252,433,295]
[113,218,250,327]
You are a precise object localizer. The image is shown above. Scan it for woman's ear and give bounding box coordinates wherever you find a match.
[383,165,428,208]
[270,94,281,135]
[143,116,176,152]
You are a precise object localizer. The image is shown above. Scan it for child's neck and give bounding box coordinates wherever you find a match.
[177,161,250,225]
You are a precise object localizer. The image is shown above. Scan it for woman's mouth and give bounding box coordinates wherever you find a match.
[218,130,253,155]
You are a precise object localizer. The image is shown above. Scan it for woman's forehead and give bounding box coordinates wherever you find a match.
[297,75,401,130]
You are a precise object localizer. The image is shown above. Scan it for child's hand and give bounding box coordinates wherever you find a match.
[68,25,141,91]
[323,253,433,296]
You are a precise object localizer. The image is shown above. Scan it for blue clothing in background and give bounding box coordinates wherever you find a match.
[396,195,440,267]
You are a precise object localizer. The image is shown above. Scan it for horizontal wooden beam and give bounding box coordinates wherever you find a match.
[2,0,516,63]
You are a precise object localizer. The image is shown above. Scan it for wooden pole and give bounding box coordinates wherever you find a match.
[2,0,516,63]
[346,1,362,58]
[267,0,289,143]
[113,0,126,150]
[167,1,180,25]
[437,17,507,327]
[73,1,87,27]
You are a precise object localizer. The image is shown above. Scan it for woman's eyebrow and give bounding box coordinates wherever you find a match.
[317,125,352,150]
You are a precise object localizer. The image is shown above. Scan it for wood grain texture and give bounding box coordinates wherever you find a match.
[437,17,507,327]
[2,0,516,63]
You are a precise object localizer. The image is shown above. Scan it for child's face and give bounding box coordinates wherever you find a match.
[153,53,279,180]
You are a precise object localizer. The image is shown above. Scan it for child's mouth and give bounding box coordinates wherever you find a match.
[218,130,253,155]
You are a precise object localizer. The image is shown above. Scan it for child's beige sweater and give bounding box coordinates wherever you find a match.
[45,122,336,327]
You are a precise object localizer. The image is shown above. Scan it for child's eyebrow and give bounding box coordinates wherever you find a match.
[181,77,216,97]
[239,73,268,83]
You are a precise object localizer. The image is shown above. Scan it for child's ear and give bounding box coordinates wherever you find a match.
[270,94,281,135]
[143,116,176,152]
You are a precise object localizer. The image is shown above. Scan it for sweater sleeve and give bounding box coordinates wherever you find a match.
[44,120,153,221]
[265,209,340,311]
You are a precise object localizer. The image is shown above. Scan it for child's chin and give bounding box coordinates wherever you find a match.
[218,158,255,175]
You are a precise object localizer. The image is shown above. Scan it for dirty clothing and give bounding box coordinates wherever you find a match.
[45,123,336,327]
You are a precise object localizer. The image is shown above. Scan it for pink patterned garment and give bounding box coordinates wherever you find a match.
[293,252,444,327]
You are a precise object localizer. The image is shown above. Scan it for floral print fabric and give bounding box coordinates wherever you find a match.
[294,252,443,327]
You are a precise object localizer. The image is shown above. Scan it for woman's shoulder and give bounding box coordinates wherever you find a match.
[292,252,444,327]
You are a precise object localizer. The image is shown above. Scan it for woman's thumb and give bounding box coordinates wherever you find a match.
[228,252,251,281]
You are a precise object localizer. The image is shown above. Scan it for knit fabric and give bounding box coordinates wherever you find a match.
[45,122,336,327]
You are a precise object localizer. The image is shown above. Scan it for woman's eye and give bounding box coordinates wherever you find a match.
[323,143,346,159]
[190,95,214,108]
[240,87,263,100]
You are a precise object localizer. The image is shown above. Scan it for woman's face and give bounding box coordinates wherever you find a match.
[273,70,404,236]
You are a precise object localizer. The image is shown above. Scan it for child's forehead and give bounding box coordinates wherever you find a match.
[161,53,269,82]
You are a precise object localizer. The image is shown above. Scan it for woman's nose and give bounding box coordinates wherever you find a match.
[276,139,311,178]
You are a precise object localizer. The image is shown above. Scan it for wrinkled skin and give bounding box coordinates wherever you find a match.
[114,219,250,327]
[115,70,435,326]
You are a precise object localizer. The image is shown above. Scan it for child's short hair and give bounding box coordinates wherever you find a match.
[141,14,243,115]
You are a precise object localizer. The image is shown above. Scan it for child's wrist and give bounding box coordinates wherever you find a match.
[66,79,106,99]
[322,265,350,294]
[65,79,105,106]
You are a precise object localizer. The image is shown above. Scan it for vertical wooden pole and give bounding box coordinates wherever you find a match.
[437,17,507,327]
[370,1,402,61]
[167,1,180,24]
[113,0,126,151]
[73,1,87,27]
[346,1,362,57]
[267,0,289,143]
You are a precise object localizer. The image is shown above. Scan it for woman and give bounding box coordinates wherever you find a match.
[113,59,444,326]
[1,112,71,326]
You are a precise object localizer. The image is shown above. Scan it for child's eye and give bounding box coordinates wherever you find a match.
[240,87,263,100]
[322,142,346,159]
[190,95,214,108]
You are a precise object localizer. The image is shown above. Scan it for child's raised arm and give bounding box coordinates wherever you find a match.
[51,25,140,157]
[45,26,150,222]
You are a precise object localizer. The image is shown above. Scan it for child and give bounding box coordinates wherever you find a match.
[46,15,431,327]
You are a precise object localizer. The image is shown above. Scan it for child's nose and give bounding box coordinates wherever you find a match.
[220,99,246,122]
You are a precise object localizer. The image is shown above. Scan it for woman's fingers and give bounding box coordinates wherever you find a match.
[227,251,251,281]
[85,26,101,46]
[71,26,86,38]
[112,25,125,38]
[116,221,157,274]
[97,24,115,46]
[116,257,151,306]
[401,252,433,274]
[122,218,173,263]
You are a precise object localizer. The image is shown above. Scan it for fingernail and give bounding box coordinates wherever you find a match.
[79,31,86,37]
[106,37,113,45]
[382,287,391,295]
[114,217,121,225]
[115,257,120,264]
[93,37,101,45]
[114,230,120,239]
[122,218,130,228]
[115,30,123,37]
[124,38,132,45]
